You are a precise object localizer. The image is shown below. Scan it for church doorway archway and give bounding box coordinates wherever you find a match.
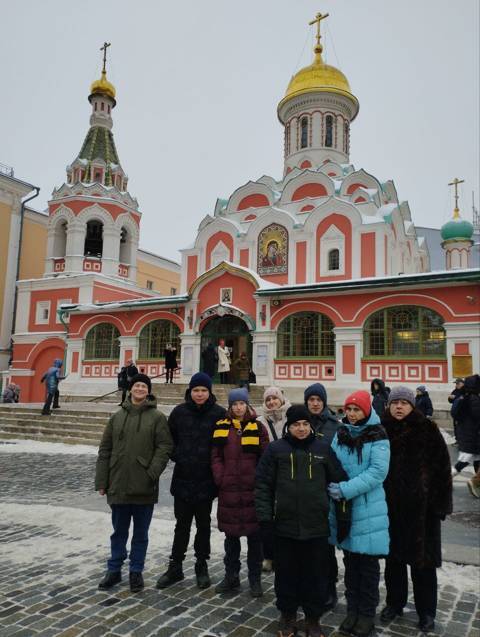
[200,315,252,383]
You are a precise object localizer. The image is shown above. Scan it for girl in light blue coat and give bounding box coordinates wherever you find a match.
[328,390,390,637]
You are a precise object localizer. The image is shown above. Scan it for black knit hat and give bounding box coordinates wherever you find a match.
[129,373,152,393]
[285,404,312,429]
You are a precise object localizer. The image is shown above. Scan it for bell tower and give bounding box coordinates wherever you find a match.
[277,13,359,174]
[45,44,140,281]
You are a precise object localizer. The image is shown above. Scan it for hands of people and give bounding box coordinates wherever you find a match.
[99,488,106,496]
[328,482,343,501]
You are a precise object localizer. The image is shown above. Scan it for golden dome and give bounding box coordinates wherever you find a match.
[284,49,353,100]
[90,70,116,100]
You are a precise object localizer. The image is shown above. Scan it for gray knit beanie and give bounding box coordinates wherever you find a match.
[387,386,416,407]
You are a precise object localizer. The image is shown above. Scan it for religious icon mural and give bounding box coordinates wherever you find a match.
[257,223,288,275]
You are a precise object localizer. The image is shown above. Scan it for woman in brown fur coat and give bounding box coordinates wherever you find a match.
[380,386,452,635]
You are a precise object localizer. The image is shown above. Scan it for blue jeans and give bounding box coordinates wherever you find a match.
[107,504,154,573]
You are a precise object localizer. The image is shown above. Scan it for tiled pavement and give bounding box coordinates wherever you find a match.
[0,448,479,637]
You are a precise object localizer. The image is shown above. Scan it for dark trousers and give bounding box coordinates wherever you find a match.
[385,557,437,617]
[107,504,154,573]
[220,372,228,384]
[170,497,213,563]
[328,543,338,595]
[165,368,174,383]
[121,388,128,403]
[274,535,330,619]
[343,551,380,618]
[224,531,263,583]
[42,389,59,413]
[263,527,275,561]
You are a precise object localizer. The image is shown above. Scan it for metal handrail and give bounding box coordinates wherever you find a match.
[87,367,182,402]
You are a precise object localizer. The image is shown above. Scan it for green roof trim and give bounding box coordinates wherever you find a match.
[78,126,120,165]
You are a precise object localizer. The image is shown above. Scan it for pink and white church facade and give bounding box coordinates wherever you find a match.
[7,20,479,402]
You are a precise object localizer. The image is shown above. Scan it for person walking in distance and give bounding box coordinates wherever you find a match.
[164,343,177,384]
[95,374,172,593]
[451,374,480,478]
[156,372,226,590]
[117,359,138,406]
[217,339,231,384]
[41,358,64,415]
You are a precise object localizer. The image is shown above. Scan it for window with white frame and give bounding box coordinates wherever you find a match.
[56,299,72,323]
[36,301,51,324]
[320,225,345,275]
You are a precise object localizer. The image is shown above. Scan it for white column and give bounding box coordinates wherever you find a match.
[179,333,201,380]
[65,219,86,273]
[252,330,277,386]
[102,226,121,277]
[333,327,364,386]
[444,322,480,382]
[118,336,138,366]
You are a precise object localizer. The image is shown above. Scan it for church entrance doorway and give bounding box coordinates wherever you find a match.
[200,315,252,383]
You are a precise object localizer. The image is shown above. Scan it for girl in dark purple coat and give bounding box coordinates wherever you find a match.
[211,387,269,597]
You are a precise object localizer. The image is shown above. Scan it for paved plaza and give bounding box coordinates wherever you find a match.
[0,440,479,637]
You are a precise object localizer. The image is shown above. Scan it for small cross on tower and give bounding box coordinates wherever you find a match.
[309,11,329,52]
[100,41,111,74]
[448,177,465,214]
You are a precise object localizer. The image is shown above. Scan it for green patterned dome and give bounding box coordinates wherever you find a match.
[441,212,474,241]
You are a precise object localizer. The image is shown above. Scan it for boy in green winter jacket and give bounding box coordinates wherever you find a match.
[95,374,173,593]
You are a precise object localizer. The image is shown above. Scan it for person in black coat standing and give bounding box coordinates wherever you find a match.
[415,386,433,418]
[117,359,139,405]
[164,344,178,384]
[156,372,226,590]
[448,378,464,443]
[380,386,452,634]
[201,343,218,379]
[451,374,480,476]
[304,382,340,612]
[370,378,389,418]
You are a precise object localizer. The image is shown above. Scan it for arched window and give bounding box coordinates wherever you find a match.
[139,320,181,359]
[277,312,335,358]
[325,115,333,147]
[84,220,103,257]
[85,323,120,360]
[364,306,446,357]
[328,248,340,271]
[300,117,309,149]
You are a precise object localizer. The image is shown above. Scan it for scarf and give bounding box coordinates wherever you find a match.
[213,417,260,452]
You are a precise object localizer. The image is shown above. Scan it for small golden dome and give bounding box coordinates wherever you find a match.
[284,49,352,100]
[90,70,116,100]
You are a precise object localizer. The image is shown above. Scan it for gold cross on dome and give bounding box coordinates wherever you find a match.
[448,177,465,212]
[100,42,111,74]
[309,12,329,50]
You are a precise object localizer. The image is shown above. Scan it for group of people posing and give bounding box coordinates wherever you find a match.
[94,372,461,637]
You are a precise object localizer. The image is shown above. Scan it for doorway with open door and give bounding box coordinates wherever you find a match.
[200,315,252,384]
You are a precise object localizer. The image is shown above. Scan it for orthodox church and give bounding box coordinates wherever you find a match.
[5,16,479,401]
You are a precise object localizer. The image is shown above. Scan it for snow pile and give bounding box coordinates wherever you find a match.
[0,439,98,455]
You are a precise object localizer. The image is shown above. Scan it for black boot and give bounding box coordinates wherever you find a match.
[249,579,263,598]
[215,573,240,594]
[305,616,325,637]
[98,571,121,590]
[337,613,357,635]
[277,611,298,636]
[129,571,144,592]
[380,605,403,623]
[156,561,184,589]
[195,560,211,589]
[352,615,375,637]
[418,615,435,633]
[323,586,338,612]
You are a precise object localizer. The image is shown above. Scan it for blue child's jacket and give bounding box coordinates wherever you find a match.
[329,409,390,556]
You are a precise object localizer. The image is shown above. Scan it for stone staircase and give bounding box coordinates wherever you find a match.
[0,390,454,446]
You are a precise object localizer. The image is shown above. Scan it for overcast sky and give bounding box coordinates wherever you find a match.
[2,0,478,263]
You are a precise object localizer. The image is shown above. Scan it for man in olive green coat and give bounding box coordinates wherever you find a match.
[95,373,173,592]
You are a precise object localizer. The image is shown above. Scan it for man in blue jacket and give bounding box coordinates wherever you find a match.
[41,358,64,415]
